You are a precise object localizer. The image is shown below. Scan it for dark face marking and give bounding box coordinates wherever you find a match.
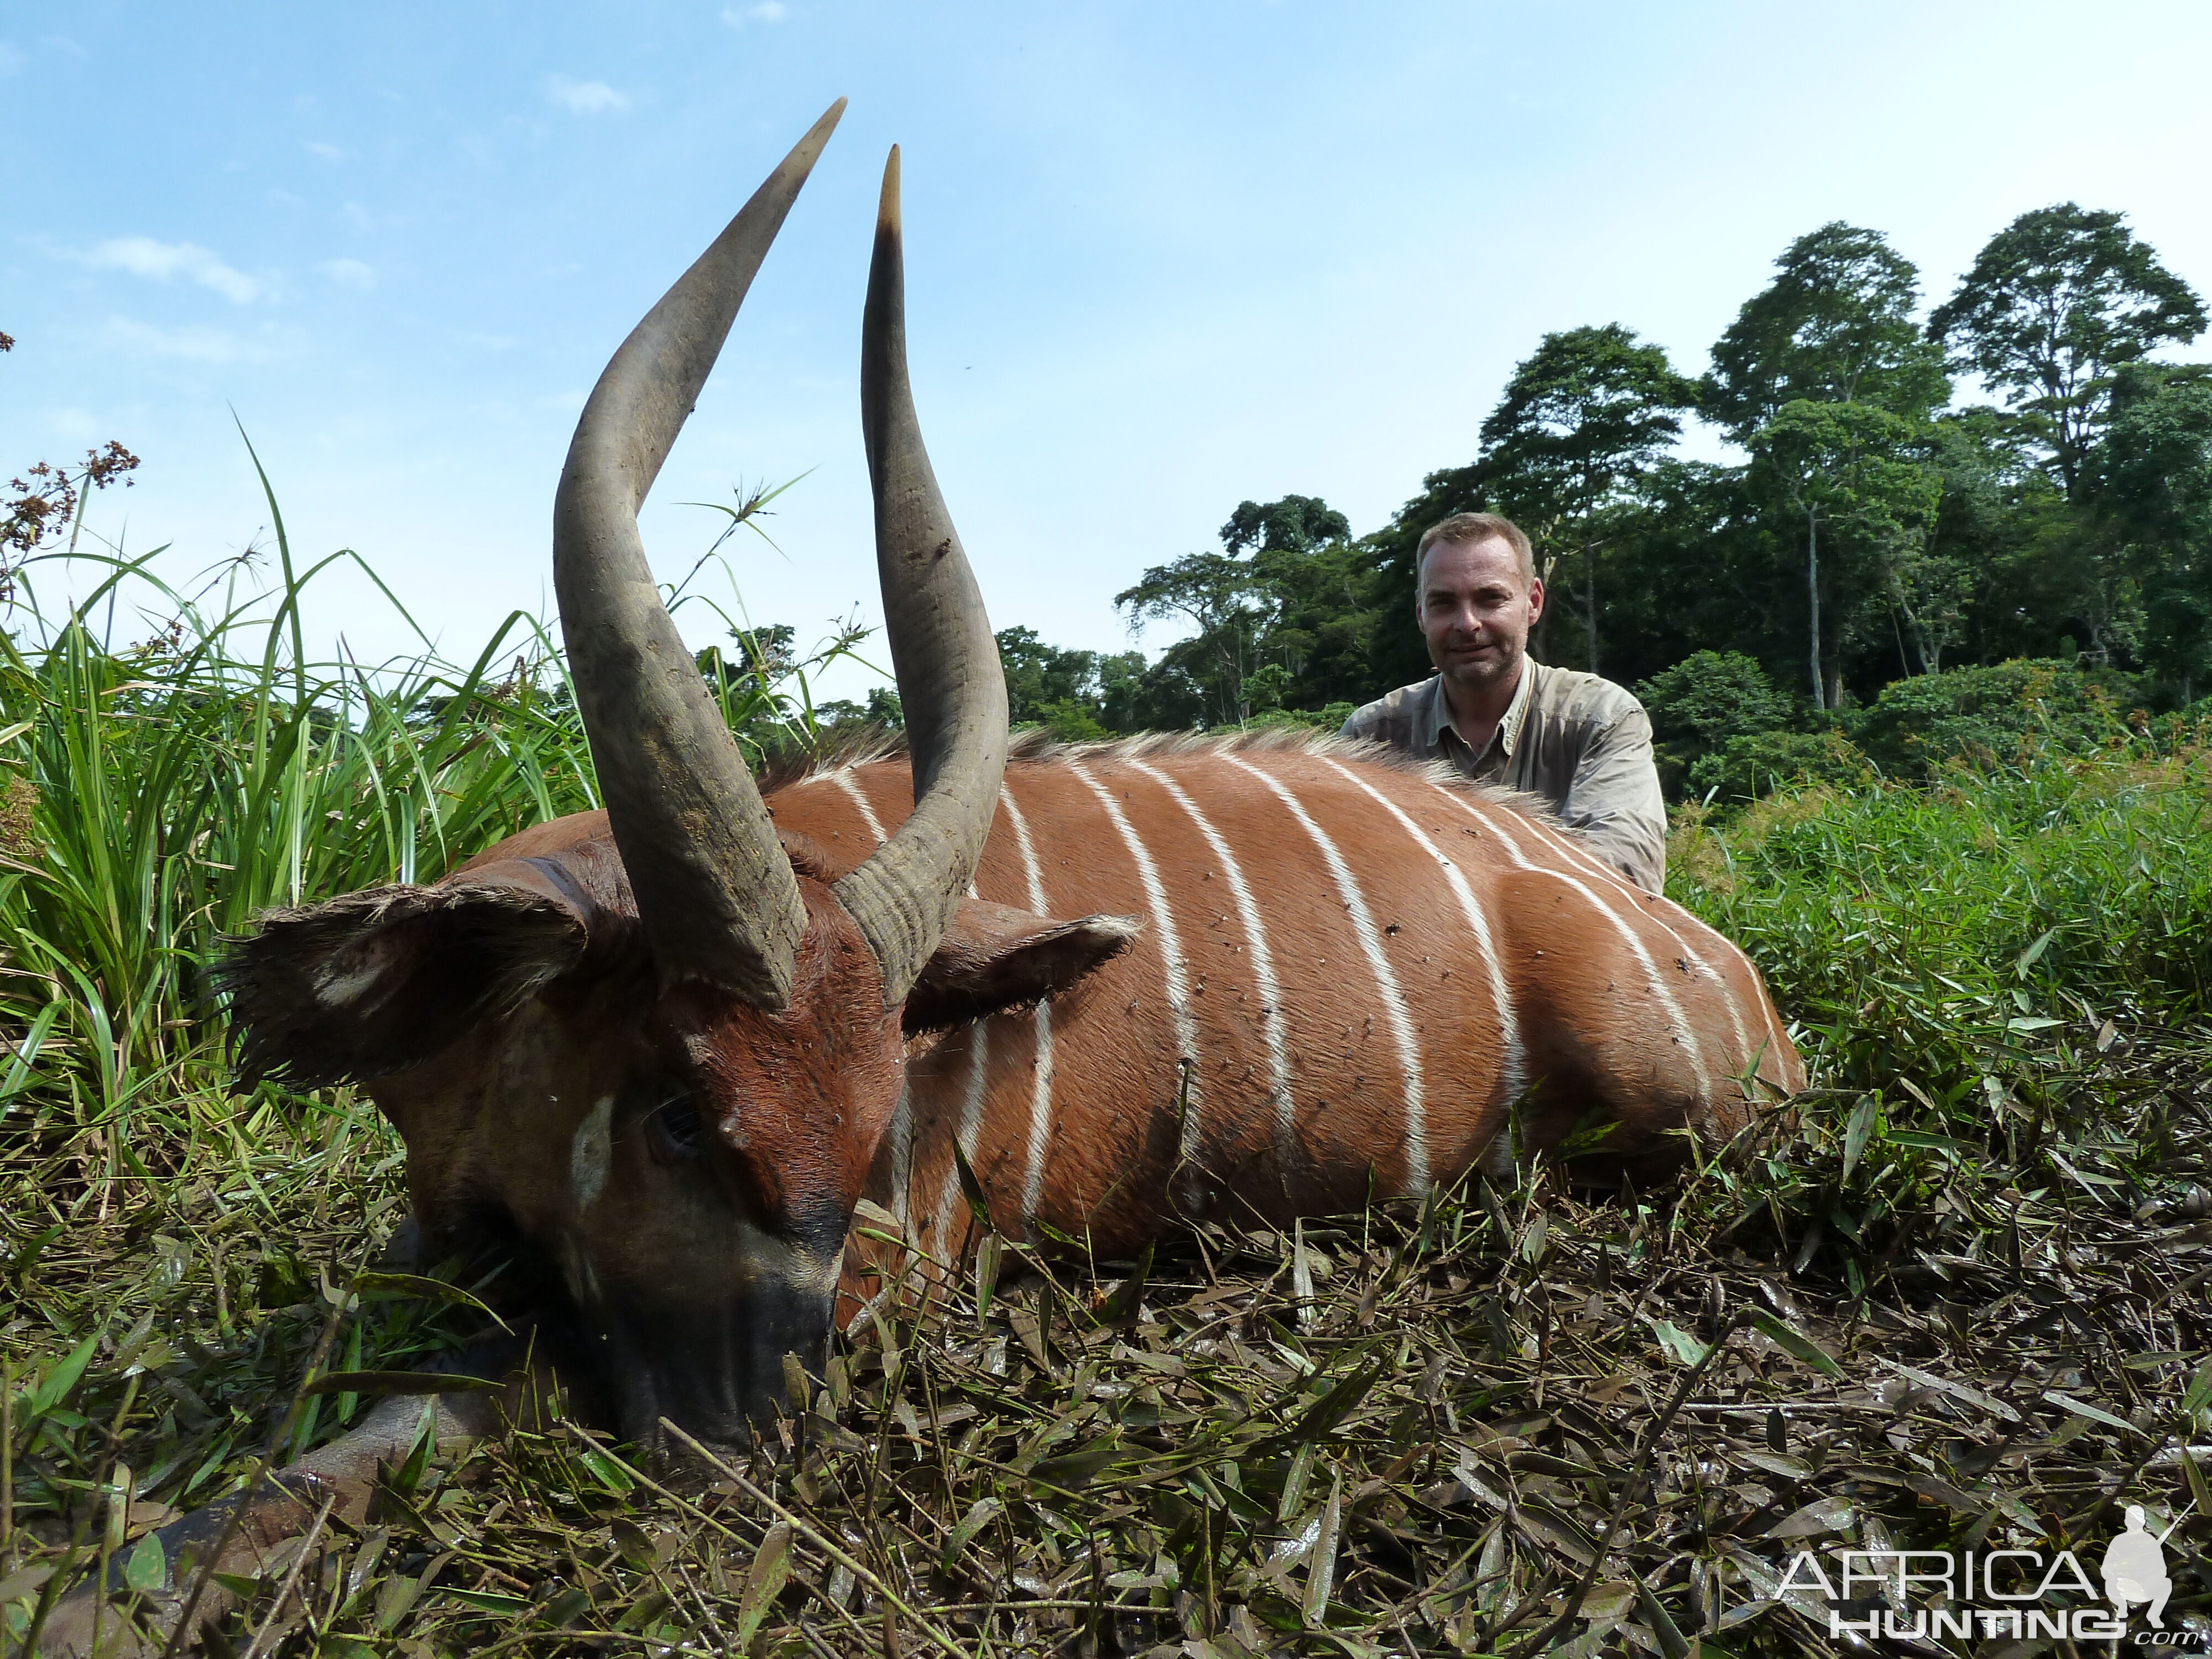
[332,869,900,1449]
[642,1083,705,1166]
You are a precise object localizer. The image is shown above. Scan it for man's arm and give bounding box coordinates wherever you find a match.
[1557,706,1668,893]
[1337,691,1401,747]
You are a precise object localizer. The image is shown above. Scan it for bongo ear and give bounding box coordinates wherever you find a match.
[901,900,1139,1035]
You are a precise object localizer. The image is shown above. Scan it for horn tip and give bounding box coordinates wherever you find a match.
[877,145,902,229]
[796,97,846,156]
[774,98,846,186]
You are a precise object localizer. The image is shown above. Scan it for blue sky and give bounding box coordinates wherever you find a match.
[5,2,2210,699]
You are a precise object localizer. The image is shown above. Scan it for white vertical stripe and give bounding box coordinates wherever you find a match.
[827,764,978,898]
[828,765,985,1235]
[1519,799,1786,1079]
[1514,809,1648,901]
[1441,791,1716,1103]
[1070,764,1202,1199]
[1632,906,1791,1091]
[930,1021,990,1251]
[1125,757,1297,1183]
[1317,759,1523,1120]
[1221,755,1430,1194]
[1515,807,1757,1067]
[1487,806,1743,1057]
[999,784,1060,1226]
[1020,1008,1055,1221]
[1501,802,1768,1071]
[826,770,889,844]
[888,1081,913,1227]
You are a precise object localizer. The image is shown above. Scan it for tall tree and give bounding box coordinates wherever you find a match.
[1594,458,1791,690]
[1098,646,1199,734]
[1918,407,2068,670]
[1114,551,1274,725]
[997,626,1102,723]
[1705,222,1951,438]
[1249,535,1383,709]
[1477,324,1696,674]
[1930,204,2205,499]
[2094,364,2212,700]
[1219,494,1350,557]
[1116,496,1375,725]
[1747,400,1944,708]
[1222,494,1377,709]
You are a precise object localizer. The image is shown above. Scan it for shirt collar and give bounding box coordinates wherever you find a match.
[1419,658,1537,759]
[1496,657,1537,758]
[1414,672,1452,753]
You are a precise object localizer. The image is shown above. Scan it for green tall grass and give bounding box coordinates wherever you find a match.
[0,478,860,1170]
[1676,744,2212,1097]
[1,570,575,1138]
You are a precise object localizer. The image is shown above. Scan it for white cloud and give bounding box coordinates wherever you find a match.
[543,74,628,114]
[0,43,23,74]
[305,141,346,161]
[82,236,263,304]
[101,316,273,364]
[318,258,376,290]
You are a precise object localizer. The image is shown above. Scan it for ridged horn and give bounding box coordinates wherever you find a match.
[833,148,1010,1006]
[554,100,845,1008]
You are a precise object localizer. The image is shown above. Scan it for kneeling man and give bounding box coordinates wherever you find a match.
[1340,512,1667,892]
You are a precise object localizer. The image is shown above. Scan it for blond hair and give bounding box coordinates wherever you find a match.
[1415,512,1534,587]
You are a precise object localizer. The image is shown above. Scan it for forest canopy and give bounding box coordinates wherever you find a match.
[25,204,2200,806]
[810,202,2209,800]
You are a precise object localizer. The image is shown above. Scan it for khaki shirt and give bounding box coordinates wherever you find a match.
[1339,660,1668,892]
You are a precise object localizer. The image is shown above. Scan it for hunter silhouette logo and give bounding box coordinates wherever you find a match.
[2103,1505,2179,1627]
[1780,1499,2197,1642]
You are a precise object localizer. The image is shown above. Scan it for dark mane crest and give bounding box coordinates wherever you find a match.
[756,723,1564,830]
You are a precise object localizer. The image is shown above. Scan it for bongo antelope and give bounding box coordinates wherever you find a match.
[224,103,1802,1453]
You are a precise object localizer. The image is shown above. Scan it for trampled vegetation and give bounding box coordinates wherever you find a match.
[0,539,2209,1656]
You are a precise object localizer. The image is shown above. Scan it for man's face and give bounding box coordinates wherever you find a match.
[1418,536,1543,696]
